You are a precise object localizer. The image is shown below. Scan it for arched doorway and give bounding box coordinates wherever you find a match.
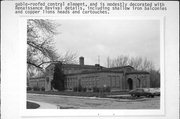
[128,78,133,90]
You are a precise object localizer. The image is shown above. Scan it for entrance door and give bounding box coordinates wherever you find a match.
[128,78,133,90]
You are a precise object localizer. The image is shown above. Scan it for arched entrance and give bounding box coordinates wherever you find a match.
[127,78,133,90]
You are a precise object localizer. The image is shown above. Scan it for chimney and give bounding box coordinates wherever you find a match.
[95,64,100,67]
[79,56,84,65]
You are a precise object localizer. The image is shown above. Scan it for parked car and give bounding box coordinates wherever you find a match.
[149,88,160,96]
[129,88,155,98]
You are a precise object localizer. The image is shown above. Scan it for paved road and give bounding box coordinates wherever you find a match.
[27,93,160,109]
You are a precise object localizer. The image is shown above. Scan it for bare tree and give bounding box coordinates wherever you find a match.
[58,50,78,64]
[106,55,129,68]
[27,19,77,77]
[129,57,143,70]
[106,55,155,71]
[149,69,160,88]
[141,58,155,71]
[112,55,129,67]
[27,19,59,70]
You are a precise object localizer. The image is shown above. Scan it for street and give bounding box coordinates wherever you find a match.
[27,93,160,109]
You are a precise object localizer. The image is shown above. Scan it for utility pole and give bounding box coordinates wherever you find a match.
[98,55,100,65]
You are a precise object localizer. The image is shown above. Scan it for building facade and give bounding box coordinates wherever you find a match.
[29,57,150,91]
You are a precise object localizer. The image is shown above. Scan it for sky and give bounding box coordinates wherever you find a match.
[53,19,160,69]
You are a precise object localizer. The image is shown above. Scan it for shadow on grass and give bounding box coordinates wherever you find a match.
[27,101,40,109]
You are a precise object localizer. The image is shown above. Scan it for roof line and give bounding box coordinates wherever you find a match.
[66,70,124,76]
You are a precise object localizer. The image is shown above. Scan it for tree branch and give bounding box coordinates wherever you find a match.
[27,61,43,69]
[37,61,61,67]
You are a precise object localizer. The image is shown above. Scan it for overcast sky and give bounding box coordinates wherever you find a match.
[54,19,160,69]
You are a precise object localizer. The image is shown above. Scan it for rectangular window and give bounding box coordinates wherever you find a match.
[112,78,115,87]
[116,77,120,87]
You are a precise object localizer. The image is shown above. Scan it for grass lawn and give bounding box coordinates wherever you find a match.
[27,90,129,98]
[27,101,40,109]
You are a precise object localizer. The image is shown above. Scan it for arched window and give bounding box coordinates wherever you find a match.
[127,78,133,90]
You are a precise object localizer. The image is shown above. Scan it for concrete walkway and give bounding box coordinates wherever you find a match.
[27,100,57,109]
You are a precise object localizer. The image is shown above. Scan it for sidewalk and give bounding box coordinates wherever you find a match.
[27,100,57,109]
